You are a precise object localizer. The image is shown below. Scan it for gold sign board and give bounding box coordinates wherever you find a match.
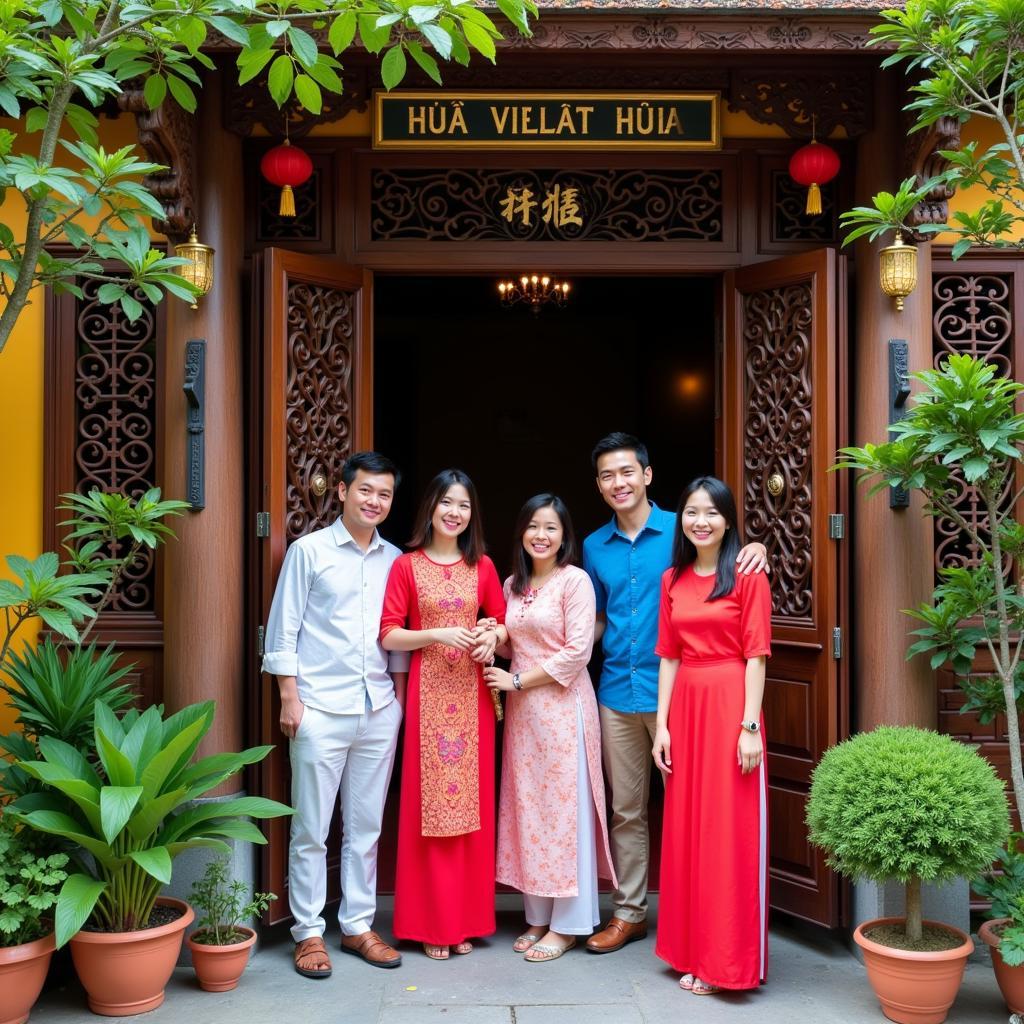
[373,92,721,150]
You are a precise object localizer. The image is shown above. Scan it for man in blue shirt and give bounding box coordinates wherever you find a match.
[582,432,767,953]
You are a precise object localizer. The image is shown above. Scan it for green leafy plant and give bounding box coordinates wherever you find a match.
[8,699,292,946]
[975,834,1024,966]
[839,175,939,246]
[836,354,1024,823]
[807,725,1009,944]
[189,855,276,946]
[0,814,69,947]
[0,0,538,356]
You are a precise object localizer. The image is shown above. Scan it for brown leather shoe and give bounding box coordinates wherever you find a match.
[340,929,403,968]
[585,918,648,954]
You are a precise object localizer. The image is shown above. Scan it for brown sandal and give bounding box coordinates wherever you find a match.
[340,929,403,969]
[294,937,333,979]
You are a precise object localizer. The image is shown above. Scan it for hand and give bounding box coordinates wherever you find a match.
[484,666,515,691]
[737,728,764,774]
[652,726,672,776]
[280,696,305,739]
[470,630,498,664]
[475,617,499,634]
[432,626,476,651]
[736,542,769,575]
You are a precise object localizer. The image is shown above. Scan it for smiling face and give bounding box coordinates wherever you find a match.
[522,505,564,566]
[431,483,472,541]
[681,486,729,556]
[337,470,395,533]
[595,448,653,517]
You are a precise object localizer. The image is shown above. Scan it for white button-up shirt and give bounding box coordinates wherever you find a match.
[262,518,409,714]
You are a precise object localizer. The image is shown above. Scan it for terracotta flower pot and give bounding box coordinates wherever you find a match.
[853,917,973,1024]
[979,918,1024,1014]
[187,927,257,992]
[69,897,194,1017]
[0,932,55,1024]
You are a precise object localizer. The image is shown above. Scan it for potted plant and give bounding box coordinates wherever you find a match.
[974,834,1024,1014]
[186,856,276,992]
[807,725,1009,1024]
[0,815,68,1024]
[8,699,292,1017]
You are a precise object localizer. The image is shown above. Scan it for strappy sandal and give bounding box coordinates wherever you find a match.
[679,973,695,991]
[513,931,544,953]
[524,937,576,963]
[294,937,333,979]
[423,943,449,960]
[453,941,473,955]
[691,978,721,996]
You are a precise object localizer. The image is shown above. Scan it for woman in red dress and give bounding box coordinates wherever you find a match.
[652,475,772,996]
[380,469,507,961]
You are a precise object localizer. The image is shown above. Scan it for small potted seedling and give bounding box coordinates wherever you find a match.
[187,856,276,992]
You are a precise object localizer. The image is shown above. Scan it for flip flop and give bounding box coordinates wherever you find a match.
[513,931,544,953]
[524,937,576,963]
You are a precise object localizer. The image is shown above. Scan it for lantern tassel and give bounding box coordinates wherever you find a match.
[805,183,822,216]
[279,185,296,218]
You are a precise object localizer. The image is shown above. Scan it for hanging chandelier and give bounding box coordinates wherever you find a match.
[498,274,570,314]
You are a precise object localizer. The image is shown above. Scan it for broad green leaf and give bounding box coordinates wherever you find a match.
[381,45,407,91]
[143,75,167,111]
[462,21,497,60]
[128,847,172,884]
[99,786,143,843]
[420,22,452,59]
[268,54,295,107]
[167,75,196,113]
[328,11,358,54]
[294,74,322,114]
[288,27,319,69]
[55,875,107,948]
[406,40,442,84]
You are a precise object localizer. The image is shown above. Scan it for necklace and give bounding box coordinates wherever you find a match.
[522,566,559,605]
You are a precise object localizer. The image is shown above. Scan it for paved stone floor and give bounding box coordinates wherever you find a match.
[33,896,1009,1023]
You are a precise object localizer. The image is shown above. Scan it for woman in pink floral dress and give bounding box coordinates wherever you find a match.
[485,494,615,963]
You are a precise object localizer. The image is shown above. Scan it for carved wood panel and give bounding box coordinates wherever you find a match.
[724,248,846,927]
[44,260,166,707]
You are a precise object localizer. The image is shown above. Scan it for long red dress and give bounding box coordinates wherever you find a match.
[654,565,772,990]
[380,551,506,946]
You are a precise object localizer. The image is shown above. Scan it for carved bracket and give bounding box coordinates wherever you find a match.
[184,339,206,511]
[728,71,871,139]
[117,87,198,241]
[905,111,960,232]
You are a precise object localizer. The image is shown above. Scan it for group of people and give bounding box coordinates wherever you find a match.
[263,432,773,995]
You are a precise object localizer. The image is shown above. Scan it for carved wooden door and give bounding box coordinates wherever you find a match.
[250,248,373,923]
[723,248,849,927]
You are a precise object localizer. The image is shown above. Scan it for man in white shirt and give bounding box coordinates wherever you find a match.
[264,451,409,979]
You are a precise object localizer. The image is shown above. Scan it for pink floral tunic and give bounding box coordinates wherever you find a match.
[496,565,616,897]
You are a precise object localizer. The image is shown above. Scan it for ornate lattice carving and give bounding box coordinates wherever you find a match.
[74,277,159,611]
[224,66,369,138]
[117,88,197,241]
[771,169,839,243]
[728,72,870,139]
[285,283,354,541]
[371,167,723,242]
[907,114,961,230]
[258,168,323,241]
[741,283,814,620]
[932,272,1015,575]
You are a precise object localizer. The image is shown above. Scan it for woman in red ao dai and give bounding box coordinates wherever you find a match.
[485,495,615,963]
[651,476,772,995]
[380,469,507,960]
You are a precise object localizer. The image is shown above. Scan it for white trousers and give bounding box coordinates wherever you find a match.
[522,703,600,936]
[288,699,401,942]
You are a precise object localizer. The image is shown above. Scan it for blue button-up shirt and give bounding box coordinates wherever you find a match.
[583,503,675,713]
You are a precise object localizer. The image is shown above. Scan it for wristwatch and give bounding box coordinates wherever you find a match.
[512,673,523,691]
[740,720,760,733]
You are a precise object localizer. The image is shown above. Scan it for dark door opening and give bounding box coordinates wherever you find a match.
[374,274,718,567]
[371,273,717,892]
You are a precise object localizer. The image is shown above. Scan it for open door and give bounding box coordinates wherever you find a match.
[250,249,373,924]
[723,248,849,927]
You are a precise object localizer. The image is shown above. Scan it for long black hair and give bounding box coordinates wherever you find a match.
[509,494,578,596]
[408,468,485,566]
[669,475,740,600]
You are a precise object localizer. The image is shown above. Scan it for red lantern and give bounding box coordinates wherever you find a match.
[260,140,313,218]
[788,139,841,216]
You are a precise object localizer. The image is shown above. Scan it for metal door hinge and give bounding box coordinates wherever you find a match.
[257,625,265,658]
[832,627,842,660]
[828,513,845,540]
[256,511,270,538]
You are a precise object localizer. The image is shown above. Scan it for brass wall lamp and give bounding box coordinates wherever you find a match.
[879,232,918,313]
[175,225,215,309]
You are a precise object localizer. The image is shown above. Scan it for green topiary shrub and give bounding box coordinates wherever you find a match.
[807,725,1009,943]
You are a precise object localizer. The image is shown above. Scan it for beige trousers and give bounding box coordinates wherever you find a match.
[598,704,659,924]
